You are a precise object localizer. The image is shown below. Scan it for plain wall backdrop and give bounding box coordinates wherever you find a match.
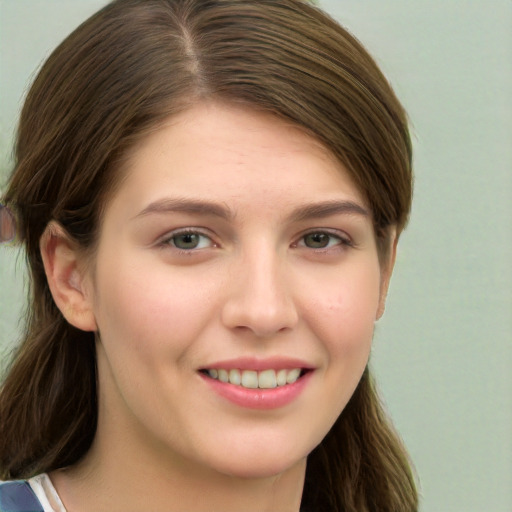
[1,1,511,511]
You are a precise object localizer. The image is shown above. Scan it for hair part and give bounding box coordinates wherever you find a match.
[1,1,417,510]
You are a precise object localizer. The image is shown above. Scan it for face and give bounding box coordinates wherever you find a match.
[82,102,392,479]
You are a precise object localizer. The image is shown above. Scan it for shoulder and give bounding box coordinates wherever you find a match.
[0,480,44,512]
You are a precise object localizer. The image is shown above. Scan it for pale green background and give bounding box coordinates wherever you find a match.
[1,1,511,511]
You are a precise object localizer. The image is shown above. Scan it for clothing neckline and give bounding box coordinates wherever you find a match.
[28,473,67,512]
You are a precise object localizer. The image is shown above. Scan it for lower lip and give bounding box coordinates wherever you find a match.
[200,371,313,410]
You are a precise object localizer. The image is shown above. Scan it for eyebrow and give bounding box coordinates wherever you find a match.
[133,197,234,221]
[288,200,370,222]
[134,197,369,222]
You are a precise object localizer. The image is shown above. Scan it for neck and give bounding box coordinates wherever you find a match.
[51,423,306,512]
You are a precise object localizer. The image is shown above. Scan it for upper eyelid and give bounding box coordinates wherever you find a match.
[159,226,213,237]
[154,226,353,247]
[157,227,216,245]
[295,228,352,243]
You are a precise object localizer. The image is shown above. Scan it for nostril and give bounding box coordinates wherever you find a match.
[220,267,299,336]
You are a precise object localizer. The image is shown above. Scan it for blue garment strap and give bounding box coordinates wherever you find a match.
[0,481,44,512]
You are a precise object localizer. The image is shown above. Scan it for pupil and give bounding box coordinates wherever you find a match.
[306,233,329,248]
[175,233,199,249]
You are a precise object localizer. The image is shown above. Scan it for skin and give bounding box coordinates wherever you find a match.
[42,102,396,512]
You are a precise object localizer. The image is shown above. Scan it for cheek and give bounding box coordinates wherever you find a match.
[303,260,382,353]
[92,254,220,361]
[301,264,381,425]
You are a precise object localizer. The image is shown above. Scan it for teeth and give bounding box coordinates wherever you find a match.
[229,369,241,385]
[276,369,287,386]
[241,370,258,389]
[205,368,303,389]
[286,368,301,384]
[258,369,277,389]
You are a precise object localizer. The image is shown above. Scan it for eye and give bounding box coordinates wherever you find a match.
[298,231,351,250]
[163,230,215,250]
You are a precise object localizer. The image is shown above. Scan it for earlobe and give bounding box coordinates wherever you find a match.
[376,229,398,320]
[40,222,97,332]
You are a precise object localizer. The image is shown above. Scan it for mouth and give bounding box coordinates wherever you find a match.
[199,368,310,390]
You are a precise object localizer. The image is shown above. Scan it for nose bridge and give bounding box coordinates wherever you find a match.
[221,242,298,337]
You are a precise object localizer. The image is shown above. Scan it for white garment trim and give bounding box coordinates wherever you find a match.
[28,474,67,512]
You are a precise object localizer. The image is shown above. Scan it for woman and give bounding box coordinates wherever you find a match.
[0,0,418,510]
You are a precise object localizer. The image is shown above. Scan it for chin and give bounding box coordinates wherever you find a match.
[203,443,310,480]
[220,458,305,480]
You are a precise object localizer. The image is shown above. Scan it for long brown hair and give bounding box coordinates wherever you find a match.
[0,1,417,510]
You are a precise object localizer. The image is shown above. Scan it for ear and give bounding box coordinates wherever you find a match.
[40,221,97,332]
[376,228,398,320]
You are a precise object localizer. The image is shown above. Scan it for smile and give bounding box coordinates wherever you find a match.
[203,368,303,389]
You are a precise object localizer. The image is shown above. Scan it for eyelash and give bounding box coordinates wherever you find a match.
[157,228,352,254]
[158,228,216,253]
[294,230,353,252]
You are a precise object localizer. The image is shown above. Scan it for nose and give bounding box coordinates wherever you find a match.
[221,249,299,338]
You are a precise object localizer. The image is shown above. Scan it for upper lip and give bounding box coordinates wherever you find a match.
[199,356,315,371]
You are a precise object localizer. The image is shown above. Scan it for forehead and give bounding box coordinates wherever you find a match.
[106,101,367,221]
